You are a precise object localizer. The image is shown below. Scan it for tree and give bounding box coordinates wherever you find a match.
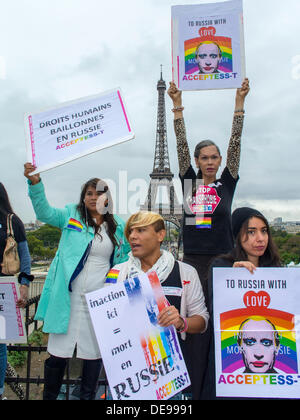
[26,224,61,260]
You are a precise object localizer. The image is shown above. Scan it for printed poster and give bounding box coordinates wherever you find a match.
[213,268,300,399]
[172,0,245,90]
[0,278,27,344]
[24,88,134,174]
[86,271,190,400]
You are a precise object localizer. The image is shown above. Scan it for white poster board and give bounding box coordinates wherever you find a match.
[86,271,190,400]
[213,267,300,399]
[24,88,134,174]
[0,278,27,344]
[172,0,245,90]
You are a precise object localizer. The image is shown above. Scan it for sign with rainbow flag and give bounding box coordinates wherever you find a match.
[213,267,300,399]
[0,278,27,344]
[171,0,245,90]
[85,271,190,400]
[24,88,134,174]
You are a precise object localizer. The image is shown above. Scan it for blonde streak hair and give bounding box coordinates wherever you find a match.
[125,211,165,241]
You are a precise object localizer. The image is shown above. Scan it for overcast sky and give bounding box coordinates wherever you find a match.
[1,0,300,223]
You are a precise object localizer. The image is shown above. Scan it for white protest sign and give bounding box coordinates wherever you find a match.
[172,0,245,90]
[213,267,300,399]
[24,88,134,174]
[86,271,190,400]
[0,278,27,344]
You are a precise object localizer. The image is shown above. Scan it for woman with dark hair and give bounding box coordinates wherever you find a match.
[24,163,130,400]
[223,207,281,269]
[167,79,250,399]
[206,207,281,399]
[0,183,32,399]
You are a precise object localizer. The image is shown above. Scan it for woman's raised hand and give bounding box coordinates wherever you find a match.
[167,81,182,107]
[236,78,250,104]
[24,162,41,185]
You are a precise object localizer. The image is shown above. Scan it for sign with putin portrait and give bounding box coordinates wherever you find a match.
[213,267,300,399]
[172,0,246,91]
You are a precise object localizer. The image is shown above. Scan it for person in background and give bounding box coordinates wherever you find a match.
[0,182,32,400]
[167,78,250,399]
[24,163,130,400]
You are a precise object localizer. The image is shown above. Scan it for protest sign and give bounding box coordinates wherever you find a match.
[0,278,27,344]
[213,267,300,399]
[24,88,134,174]
[172,0,245,90]
[85,271,190,400]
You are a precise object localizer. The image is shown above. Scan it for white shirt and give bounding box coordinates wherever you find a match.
[47,224,113,359]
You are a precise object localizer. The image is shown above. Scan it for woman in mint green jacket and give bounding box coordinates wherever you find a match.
[24,163,130,400]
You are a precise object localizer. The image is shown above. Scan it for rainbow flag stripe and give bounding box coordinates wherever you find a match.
[184,36,233,74]
[196,217,212,229]
[67,218,83,232]
[105,269,120,284]
[220,308,298,374]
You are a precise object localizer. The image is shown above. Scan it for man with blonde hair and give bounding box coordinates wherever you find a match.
[107,211,209,398]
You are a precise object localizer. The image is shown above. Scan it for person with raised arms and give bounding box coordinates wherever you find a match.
[24,163,130,400]
[167,78,250,399]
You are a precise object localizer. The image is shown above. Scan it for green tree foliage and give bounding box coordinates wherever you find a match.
[271,228,300,265]
[26,224,61,260]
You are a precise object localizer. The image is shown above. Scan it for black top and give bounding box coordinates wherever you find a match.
[180,166,238,255]
[161,261,182,312]
[0,213,26,274]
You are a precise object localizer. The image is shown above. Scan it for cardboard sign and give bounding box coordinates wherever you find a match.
[25,88,134,174]
[0,278,27,344]
[172,0,246,90]
[86,271,190,400]
[213,267,300,399]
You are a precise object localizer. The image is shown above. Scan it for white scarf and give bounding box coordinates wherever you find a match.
[126,250,175,284]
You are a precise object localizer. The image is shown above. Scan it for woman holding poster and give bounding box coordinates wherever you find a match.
[24,163,130,400]
[207,207,281,399]
[167,78,249,399]
[0,182,32,399]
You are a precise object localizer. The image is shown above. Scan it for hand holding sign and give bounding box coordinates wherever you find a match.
[24,162,41,184]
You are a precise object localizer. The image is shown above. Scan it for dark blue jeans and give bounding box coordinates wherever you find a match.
[0,344,7,395]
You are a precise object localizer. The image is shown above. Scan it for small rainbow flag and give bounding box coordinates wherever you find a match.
[196,217,212,229]
[105,269,120,284]
[67,218,83,232]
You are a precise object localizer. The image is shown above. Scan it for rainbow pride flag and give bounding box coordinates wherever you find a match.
[67,218,83,232]
[105,269,120,284]
[184,36,233,74]
[220,307,298,374]
[196,217,212,229]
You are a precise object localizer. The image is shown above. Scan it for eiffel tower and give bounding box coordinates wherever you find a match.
[141,68,182,228]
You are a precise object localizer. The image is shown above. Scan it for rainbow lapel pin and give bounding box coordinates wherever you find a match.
[105,269,120,284]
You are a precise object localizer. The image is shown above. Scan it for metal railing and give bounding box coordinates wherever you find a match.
[5,275,108,400]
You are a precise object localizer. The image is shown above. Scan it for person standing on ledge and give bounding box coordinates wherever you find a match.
[167,78,250,399]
